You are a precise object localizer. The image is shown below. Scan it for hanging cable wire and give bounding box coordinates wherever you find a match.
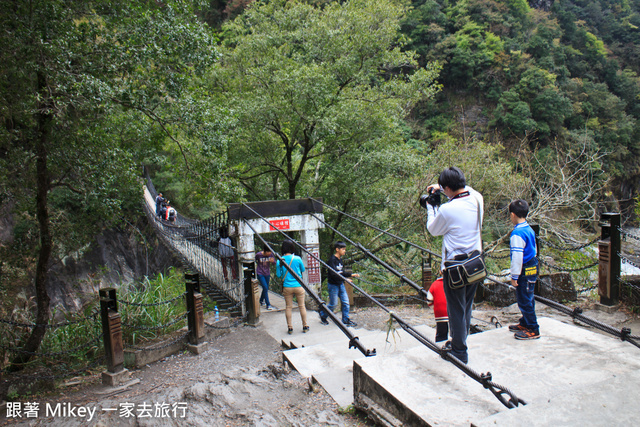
[309,212,429,299]
[310,197,441,258]
[240,213,375,357]
[314,199,639,348]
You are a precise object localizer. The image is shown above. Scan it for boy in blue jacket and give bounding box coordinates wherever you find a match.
[508,199,540,340]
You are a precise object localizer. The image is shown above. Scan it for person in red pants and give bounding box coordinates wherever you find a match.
[427,276,448,343]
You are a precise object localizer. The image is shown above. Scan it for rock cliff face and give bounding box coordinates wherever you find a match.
[0,209,181,314]
[46,222,181,312]
[529,0,554,11]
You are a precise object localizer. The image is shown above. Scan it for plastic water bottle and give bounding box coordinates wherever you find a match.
[215,306,219,321]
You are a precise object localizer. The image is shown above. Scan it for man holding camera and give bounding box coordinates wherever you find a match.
[423,167,483,364]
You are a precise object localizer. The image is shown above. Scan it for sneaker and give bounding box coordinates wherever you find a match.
[514,329,540,340]
[320,318,329,325]
[302,326,310,333]
[442,340,452,351]
[344,320,358,328]
[508,324,528,332]
[266,305,277,310]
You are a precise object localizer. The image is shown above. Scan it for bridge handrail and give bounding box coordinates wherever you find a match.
[141,186,244,304]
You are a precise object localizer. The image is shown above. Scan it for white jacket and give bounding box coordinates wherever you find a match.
[426,186,484,269]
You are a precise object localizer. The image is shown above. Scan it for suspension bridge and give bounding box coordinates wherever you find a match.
[2,172,640,425]
[139,171,640,426]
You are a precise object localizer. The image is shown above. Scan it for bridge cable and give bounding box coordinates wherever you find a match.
[314,200,639,348]
[310,197,441,259]
[309,212,429,300]
[483,275,640,349]
[240,213,375,357]
[241,203,526,409]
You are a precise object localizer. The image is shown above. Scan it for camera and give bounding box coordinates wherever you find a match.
[419,188,442,209]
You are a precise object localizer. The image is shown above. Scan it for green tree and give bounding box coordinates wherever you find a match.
[0,0,218,368]
[491,89,538,135]
[210,0,441,200]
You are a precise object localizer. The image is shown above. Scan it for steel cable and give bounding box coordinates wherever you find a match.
[119,292,186,307]
[309,212,429,300]
[483,276,640,347]
[538,236,600,251]
[310,197,441,259]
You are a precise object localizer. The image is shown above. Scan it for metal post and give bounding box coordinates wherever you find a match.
[99,288,123,373]
[100,288,129,386]
[599,213,621,305]
[185,272,204,345]
[422,252,433,295]
[244,261,260,326]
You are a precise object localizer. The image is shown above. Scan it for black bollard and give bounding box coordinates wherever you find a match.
[100,288,129,386]
[185,272,205,345]
[599,213,621,306]
[422,251,433,296]
[244,262,260,326]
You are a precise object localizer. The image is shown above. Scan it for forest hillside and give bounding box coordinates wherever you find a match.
[1,0,639,368]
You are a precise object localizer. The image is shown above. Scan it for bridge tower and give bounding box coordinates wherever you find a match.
[228,199,325,294]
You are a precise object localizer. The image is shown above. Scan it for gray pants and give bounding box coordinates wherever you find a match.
[442,275,479,364]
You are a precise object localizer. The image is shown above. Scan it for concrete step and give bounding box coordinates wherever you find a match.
[282,325,435,407]
[353,317,640,426]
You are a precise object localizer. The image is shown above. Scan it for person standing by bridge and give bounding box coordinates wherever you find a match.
[256,244,277,310]
[319,241,360,327]
[218,227,237,281]
[425,167,484,364]
[508,199,541,340]
[277,239,309,334]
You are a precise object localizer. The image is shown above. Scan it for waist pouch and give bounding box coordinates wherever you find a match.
[444,250,487,289]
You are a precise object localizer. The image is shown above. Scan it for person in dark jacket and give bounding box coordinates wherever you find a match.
[319,241,359,327]
[155,193,165,218]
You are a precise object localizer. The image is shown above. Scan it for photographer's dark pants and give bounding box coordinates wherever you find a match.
[442,274,479,364]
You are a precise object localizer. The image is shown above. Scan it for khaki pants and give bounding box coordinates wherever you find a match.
[283,286,308,328]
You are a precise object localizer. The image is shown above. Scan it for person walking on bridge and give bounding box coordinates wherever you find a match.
[218,227,237,281]
[319,241,360,327]
[425,167,484,364]
[155,193,165,218]
[276,239,308,334]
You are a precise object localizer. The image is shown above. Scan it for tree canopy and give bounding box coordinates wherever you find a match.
[0,0,220,366]
[208,0,442,200]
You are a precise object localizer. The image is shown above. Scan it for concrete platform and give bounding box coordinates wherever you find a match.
[260,301,640,424]
[354,317,640,426]
[282,324,434,407]
[258,296,436,407]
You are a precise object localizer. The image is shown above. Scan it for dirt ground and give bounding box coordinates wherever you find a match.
[1,298,639,427]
